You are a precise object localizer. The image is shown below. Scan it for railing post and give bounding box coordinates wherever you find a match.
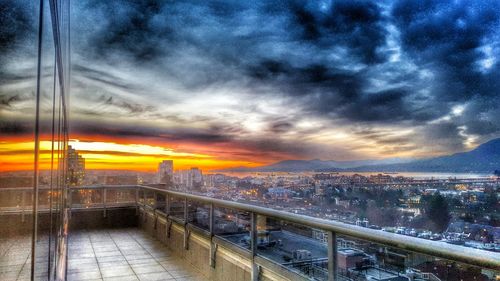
[250,212,259,281]
[165,194,170,216]
[165,194,171,238]
[183,198,189,250]
[183,198,188,223]
[153,192,157,209]
[135,187,139,215]
[328,231,337,281]
[209,203,216,268]
[21,190,26,223]
[68,188,73,207]
[154,210,158,230]
[102,187,107,218]
[209,203,214,234]
[68,188,72,216]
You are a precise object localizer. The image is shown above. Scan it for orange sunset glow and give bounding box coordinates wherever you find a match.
[0,135,267,172]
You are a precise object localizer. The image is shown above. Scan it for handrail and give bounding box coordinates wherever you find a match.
[136,185,499,271]
[1,185,498,271]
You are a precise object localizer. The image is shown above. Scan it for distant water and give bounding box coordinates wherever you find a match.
[218,171,493,179]
[336,172,492,179]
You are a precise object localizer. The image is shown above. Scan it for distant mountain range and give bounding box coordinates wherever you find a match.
[223,138,500,173]
[224,158,412,172]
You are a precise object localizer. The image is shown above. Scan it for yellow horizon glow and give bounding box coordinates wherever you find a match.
[0,139,261,172]
[69,140,210,158]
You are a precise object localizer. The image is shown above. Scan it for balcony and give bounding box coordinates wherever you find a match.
[1,228,204,281]
[1,185,499,281]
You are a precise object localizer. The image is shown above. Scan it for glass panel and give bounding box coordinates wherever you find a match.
[187,201,210,231]
[138,189,145,205]
[143,190,156,208]
[0,189,28,210]
[105,187,137,205]
[213,207,251,250]
[71,188,103,208]
[256,216,328,280]
[337,234,500,281]
[168,196,185,220]
[154,192,166,211]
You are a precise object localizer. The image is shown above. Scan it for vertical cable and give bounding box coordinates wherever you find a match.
[55,80,62,250]
[32,0,45,279]
[64,1,71,276]
[48,54,57,279]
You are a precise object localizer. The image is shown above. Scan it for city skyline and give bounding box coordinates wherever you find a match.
[1,0,500,172]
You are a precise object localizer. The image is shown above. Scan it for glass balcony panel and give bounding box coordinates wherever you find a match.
[186,201,210,231]
[213,207,251,250]
[143,190,156,208]
[70,188,103,208]
[336,233,500,281]
[168,196,185,221]
[254,216,329,280]
[0,189,29,211]
[154,192,166,211]
[37,189,51,210]
[138,189,145,205]
[105,187,137,206]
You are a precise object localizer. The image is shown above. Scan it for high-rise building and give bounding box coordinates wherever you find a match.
[67,145,85,186]
[158,160,174,185]
[173,167,203,190]
[177,170,192,188]
[191,167,203,189]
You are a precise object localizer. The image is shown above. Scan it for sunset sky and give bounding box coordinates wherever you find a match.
[1,0,500,172]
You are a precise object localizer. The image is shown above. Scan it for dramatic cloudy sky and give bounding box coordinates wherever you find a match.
[1,0,500,171]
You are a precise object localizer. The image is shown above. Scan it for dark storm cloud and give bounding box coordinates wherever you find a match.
[388,0,500,147]
[247,60,437,124]
[248,61,363,106]
[0,92,34,110]
[80,0,172,62]
[288,0,388,64]
[69,0,500,155]
[101,95,155,114]
[0,72,34,85]
[0,120,31,134]
[71,121,233,143]
[455,97,500,146]
[420,122,468,152]
[0,2,34,55]
[72,0,420,127]
[339,89,411,122]
[69,120,322,160]
[72,65,138,92]
[3,0,500,158]
[1,94,23,108]
[392,0,500,100]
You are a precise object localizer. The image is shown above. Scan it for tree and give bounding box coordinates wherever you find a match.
[425,193,451,232]
[358,199,368,218]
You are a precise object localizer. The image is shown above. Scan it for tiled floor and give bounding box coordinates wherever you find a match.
[0,229,205,281]
[0,234,51,281]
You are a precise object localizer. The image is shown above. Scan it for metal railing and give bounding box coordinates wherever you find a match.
[1,185,499,281]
